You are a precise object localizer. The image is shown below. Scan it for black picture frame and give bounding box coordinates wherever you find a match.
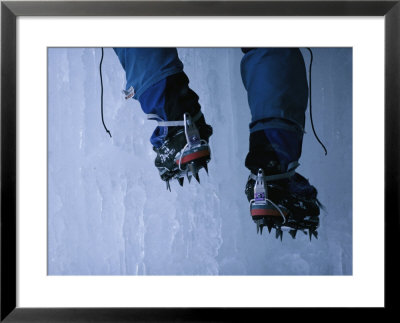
[1,0,398,321]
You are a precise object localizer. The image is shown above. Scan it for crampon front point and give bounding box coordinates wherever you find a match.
[249,168,320,241]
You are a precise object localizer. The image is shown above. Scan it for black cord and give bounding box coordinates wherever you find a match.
[306,47,327,156]
[100,47,112,138]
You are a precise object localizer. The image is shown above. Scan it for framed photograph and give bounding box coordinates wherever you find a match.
[1,0,397,321]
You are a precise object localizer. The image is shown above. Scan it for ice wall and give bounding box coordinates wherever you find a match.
[48,47,352,275]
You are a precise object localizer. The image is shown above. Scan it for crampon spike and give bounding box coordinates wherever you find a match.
[275,228,283,241]
[308,230,313,241]
[166,180,171,192]
[178,177,184,187]
[194,172,200,184]
[260,225,264,235]
[256,222,260,234]
[188,163,196,176]
[275,228,280,240]
[289,229,297,239]
[203,163,209,175]
[312,230,318,240]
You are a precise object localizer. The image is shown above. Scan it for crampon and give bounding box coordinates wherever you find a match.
[247,167,321,241]
[153,112,211,190]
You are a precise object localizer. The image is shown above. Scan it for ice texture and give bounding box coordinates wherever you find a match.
[48,48,352,275]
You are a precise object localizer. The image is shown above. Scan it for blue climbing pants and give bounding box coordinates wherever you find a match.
[240,48,308,135]
[114,48,308,162]
[113,48,183,100]
[240,48,309,166]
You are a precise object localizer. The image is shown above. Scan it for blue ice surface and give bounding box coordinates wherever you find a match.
[47,48,352,275]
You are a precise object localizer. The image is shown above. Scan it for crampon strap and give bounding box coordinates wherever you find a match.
[147,111,203,127]
[249,161,300,182]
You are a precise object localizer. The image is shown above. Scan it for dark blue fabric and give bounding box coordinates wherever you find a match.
[113,48,183,100]
[240,48,308,167]
[138,78,168,148]
[264,128,303,170]
[240,48,308,135]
